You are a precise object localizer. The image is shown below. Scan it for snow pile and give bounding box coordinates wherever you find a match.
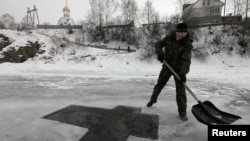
[0,29,158,76]
[192,25,246,58]
[0,30,51,52]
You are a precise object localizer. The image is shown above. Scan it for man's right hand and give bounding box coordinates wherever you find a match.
[157,54,164,63]
[180,75,186,83]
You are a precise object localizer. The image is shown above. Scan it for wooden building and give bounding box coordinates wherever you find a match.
[182,0,225,24]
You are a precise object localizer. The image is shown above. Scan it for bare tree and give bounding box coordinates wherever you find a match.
[152,12,160,23]
[112,15,123,25]
[85,11,95,28]
[170,14,181,24]
[120,0,138,24]
[88,0,105,27]
[161,15,170,24]
[142,0,155,24]
[227,0,247,16]
[103,0,119,25]
[233,0,245,15]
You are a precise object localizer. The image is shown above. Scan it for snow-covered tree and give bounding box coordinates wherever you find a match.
[0,13,16,30]
[19,15,29,30]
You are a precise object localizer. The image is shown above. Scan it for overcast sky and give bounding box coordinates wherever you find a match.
[0,0,177,24]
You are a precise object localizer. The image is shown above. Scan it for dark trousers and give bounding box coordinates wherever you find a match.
[150,66,187,116]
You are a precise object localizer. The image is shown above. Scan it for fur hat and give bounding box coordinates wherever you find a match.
[176,22,188,32]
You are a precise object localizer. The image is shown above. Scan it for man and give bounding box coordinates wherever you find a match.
[147,22,193,121]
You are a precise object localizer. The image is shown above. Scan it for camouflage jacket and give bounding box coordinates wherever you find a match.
[155,32,193,75]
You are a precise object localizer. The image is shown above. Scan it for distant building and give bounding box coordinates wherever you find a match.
[57,1,75,26]
[182,0,225,24]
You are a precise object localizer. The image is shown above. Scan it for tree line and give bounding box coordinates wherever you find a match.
[84,0,177,28]
[0,0,196,30]
[224,0,249,19]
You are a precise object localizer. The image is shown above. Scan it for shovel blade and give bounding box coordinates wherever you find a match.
[191,101,242,125]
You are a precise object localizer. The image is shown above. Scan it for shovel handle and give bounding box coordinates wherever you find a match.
[163,60,200,102]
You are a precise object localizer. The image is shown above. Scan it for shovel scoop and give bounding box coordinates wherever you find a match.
[192,101,241,125]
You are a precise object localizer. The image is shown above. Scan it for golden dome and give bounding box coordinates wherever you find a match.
[63,5,70,12]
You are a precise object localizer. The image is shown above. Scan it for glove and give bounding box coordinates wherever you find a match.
[157,54,164,63]
[180,75,186,83]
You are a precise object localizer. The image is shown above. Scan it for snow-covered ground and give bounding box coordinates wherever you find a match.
[0,29,250,141]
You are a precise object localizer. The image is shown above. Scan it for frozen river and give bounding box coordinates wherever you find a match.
[0,74,249,141]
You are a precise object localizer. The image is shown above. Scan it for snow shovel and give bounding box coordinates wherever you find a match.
[163,60,242,125]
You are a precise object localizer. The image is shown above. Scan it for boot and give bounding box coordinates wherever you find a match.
[179,115,188,121]
[147,100,156,107]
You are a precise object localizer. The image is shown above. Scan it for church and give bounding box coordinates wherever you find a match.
[57,0,75,26]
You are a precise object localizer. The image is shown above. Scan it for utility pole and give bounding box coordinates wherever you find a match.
[34,5,40,25]
[246,0,249,22]
[224,0,227,16]
[27,5,40,29]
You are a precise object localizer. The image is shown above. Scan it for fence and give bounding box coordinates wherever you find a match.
[37,25,82,29]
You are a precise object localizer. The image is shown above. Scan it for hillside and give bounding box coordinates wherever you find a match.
[0,26,250,89]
